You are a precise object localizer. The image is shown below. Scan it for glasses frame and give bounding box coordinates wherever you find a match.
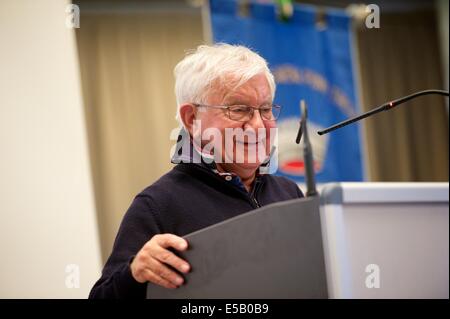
[192,103,281,122]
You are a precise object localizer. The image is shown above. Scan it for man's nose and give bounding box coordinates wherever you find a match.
[246,109,265,129]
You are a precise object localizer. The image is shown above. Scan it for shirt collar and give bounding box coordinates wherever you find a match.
[171,127,275,183]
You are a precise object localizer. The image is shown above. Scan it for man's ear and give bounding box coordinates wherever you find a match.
[179,103,197,135]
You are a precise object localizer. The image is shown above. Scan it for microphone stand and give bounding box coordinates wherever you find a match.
[295,100,318,197]
[318,89,449,135]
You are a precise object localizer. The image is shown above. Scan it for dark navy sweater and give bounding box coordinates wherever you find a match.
[89,163,303,299]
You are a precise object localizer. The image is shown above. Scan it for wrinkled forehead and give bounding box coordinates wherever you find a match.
[204,73,273,105]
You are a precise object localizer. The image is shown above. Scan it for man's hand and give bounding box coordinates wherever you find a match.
[130,233,190,289]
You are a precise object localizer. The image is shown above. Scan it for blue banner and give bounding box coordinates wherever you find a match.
[209,0,365,182]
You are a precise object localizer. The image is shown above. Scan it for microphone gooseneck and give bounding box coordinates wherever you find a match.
[318,89,449,135]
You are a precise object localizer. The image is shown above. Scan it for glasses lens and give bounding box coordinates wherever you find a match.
[270,105,281,120]
[228,105,252,121]
[228,105,281,121]
[260,105,281,120]
[260,107,274,120]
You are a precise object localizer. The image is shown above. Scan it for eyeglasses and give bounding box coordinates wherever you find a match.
[193,103,281,122]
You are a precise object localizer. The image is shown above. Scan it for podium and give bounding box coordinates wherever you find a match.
[147,182,449,299]
[320,182,449,299]
[147,196,328,298]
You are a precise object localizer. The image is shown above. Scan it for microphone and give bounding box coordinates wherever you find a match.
[317,89,449,135]
[296,100,318,197]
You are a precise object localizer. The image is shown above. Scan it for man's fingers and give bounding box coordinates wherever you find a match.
[131,234,191,289]
[154,233,188,251]
[148,257,185,286]
[143,269,177,289]
[153,246,190,274]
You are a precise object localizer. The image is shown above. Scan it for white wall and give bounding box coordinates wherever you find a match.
[0,0,102,298]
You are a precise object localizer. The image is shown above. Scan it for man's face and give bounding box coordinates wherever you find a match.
[193,73,276,176]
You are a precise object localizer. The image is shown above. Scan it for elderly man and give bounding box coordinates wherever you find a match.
[89,44,303,299]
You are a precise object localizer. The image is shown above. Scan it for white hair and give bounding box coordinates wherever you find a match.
[174,43,276,124]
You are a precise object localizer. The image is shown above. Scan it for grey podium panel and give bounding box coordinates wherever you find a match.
[320,182,449,299]
[147,197,328,299]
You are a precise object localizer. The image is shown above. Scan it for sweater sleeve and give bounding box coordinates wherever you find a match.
[88,195,162,299]
[296,183,305,198]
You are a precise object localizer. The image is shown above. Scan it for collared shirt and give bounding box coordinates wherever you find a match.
[171,128,271,193]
